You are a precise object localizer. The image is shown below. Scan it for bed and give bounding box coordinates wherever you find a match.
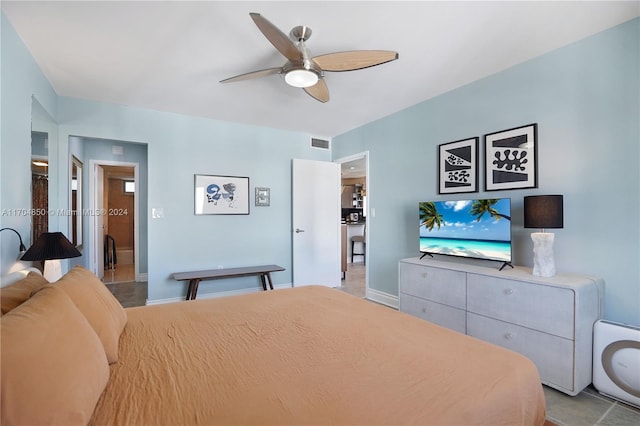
[1,266,546,425]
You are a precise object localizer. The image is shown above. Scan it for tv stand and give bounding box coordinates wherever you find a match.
[398,257,604,396]
[419,252,433,260]
[499,261,513,271]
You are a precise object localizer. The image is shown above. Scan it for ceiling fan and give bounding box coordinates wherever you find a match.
[220,13,399,103]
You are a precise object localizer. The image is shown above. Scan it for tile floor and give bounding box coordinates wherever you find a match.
[337,261,366,298]
[544,384,639,426]
[104,279,147,308]
[103,263,135,284]
[106,263,640,425]
[103,263,145,308]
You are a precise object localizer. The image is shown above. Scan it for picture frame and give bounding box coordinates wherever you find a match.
[194,174,250,215]
[438,137,479,194]
[255,187,270,207]
[484,123,538,191]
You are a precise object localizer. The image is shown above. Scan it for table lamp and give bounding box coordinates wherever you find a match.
[524,195,563,277]
[21,232,81,281]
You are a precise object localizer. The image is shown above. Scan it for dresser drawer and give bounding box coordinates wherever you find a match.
[399,262,466,309]
[400,293,466,334]
[467,313,575,392]
[467,274,574,339]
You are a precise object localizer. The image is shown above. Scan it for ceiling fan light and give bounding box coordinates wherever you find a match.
[284,69,318,88]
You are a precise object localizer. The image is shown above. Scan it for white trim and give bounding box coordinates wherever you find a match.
[88,161,101,277]
[70,156,83,247]
[145,283,293,306]
[366,287,398,309]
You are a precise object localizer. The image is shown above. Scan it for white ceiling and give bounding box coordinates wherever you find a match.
[341,157,366,179]
[3,1,638,138]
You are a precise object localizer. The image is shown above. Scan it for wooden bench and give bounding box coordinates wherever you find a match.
[172,264,285,300]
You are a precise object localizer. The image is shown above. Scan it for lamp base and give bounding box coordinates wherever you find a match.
[531,232,556,278]
[43,259,63,282]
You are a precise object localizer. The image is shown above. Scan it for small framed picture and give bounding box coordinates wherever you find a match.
[484,123,538,191]
[438,137,479,194]
[194,174,250,215]
[255,187,270,207]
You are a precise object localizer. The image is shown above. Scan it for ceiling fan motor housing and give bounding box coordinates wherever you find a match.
[289,25,312,42]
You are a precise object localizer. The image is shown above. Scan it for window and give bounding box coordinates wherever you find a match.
[124,181,135,193]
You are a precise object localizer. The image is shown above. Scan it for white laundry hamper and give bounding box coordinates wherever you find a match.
[592,320,640,408]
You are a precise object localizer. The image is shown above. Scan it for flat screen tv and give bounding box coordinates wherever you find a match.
[419,198,512,267]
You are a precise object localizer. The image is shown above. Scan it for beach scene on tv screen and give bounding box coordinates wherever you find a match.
[419,199,511,262]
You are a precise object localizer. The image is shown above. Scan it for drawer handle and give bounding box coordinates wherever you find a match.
[504,333,514,340]
[504,288,514,295]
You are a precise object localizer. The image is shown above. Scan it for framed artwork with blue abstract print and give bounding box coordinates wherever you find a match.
[194,174,250,215]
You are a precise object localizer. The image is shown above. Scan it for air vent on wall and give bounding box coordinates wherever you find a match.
[311,138,330,150]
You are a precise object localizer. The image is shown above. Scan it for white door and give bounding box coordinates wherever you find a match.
[292,159,340,287]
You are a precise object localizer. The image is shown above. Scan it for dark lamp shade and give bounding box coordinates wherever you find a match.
[21,232,82,261]
[524,195,564,229]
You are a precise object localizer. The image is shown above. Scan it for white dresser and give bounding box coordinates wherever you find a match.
[398,257,605,396]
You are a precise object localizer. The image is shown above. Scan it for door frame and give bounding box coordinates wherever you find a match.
[335,151,369,294]
[88,160,140,281]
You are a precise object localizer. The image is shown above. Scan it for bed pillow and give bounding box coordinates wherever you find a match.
[0,285,110,426]
[1,271,48,314]
[54,265,127,363]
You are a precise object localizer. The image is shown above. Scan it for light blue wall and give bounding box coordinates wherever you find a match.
[31,132,48,157]
[1,13,58,277]
[333,18,640,326]
[56,97,329,301]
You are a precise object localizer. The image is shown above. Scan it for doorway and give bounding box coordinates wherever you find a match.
[336,152,369,298]
[89,161,139,284]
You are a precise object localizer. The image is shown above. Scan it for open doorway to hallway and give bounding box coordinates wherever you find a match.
[100,165,135,284]
[336,152,368,298]
[88,160,142,284]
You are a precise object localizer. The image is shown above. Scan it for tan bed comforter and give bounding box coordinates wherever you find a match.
[90,286,545,425]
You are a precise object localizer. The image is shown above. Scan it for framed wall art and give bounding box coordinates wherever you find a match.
[255,187,270,207]
[484,123,538,191]
[194,174,250,215]
[438,137,479,194]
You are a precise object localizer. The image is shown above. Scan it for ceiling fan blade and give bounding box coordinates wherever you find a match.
[220,67,281,83]
[312,50,398,72]
[250,12,301,61]
[304,79,330,103]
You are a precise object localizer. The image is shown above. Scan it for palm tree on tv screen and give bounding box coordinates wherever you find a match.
[419,202,444,230]
[470,199,511,222]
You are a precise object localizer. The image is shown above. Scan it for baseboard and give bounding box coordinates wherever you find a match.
[146,282,292,305]
[366,287,398,309]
